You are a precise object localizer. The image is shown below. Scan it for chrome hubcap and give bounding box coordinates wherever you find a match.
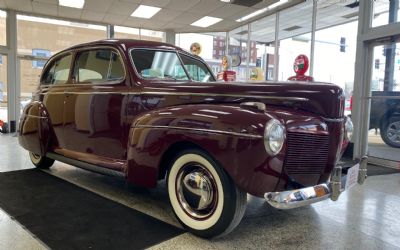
[386,121,400,144]
[176,164,217,220]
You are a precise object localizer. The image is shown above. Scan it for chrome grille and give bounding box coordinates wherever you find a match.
[284,132,330,178]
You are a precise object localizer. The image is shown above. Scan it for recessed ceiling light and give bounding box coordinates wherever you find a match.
[191,16,222,28]
[220,0,232,2]
[59,0,85,9]
[131,5,161,19]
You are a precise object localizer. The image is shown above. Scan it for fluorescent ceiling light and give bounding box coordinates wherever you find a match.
[236,8,268,22]
[191,16,222,28]
[59,0,84,9]
[131,5,161,19]
[236,0,288,22]
[268,0,288,9]
[220,0,232,2]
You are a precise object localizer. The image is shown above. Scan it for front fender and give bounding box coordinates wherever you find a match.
[18,101,53,156]
[126,104,285,196]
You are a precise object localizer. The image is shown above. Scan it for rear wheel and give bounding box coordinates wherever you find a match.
[29,152,55,169]
[167,149,247,238]
[380,116,400,148]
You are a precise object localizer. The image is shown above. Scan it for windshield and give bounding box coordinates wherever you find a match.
[130,49,215,82]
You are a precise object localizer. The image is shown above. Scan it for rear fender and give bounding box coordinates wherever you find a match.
[18,101,55,156]
[126,104,283,196]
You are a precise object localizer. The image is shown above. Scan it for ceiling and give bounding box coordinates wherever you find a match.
[237,0,361,43]
[0,0,299,33]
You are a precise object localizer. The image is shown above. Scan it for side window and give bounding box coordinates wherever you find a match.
[41,54,72,85]
[179,54,215,82]
[74,49,124,83]
[131,49,189,80]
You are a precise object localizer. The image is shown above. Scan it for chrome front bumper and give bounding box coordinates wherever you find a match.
[265,156,368,210]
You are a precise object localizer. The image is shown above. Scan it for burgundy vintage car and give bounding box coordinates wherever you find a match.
[19,39,367,238]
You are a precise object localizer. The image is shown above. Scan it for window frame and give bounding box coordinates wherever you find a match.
[40,51,73,86]
[178,52,216,82]
[72,46,127,85]
[129,48,192,82]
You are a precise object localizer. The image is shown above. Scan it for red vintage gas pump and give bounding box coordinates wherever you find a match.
[288,54,314,81]
[217,56,236,82]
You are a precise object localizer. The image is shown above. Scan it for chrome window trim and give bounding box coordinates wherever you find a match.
[72,46,127,85]
[177,51,216,82]
[129,48,191,82]
[133,125,263,139]
[40,51,74,86]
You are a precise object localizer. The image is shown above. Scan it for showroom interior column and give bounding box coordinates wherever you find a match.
[6,10,17,132]
[309,0,317,77]
[273,11,279,81]
[164,30,176,45]
[107,25,114,39]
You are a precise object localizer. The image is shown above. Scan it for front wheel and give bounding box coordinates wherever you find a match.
[29,152,55,169]
[167,149,247,238]
[380,116,400,148]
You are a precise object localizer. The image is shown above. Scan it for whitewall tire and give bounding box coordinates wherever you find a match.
[29,152,55,169]
[167,149,247,238]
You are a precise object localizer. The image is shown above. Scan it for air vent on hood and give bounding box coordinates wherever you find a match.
[228,0,263,7]
[284,25,301,31]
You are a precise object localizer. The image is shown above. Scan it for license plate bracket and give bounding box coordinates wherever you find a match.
[345,163,360,190]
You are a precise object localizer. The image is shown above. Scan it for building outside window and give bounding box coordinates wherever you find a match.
[32,49,51,68]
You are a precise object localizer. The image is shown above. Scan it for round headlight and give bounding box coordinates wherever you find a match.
[264,119,285,156]
[345,117,353,141]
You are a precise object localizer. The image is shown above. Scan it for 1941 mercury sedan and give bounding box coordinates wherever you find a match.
[19,39,367,238]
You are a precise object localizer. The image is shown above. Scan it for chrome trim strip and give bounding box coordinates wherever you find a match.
[46,152,125,178]
[24,114,47,119]
[321,117,345,122]
[39,90,309,102]
[140,91,309,101]
[133,125,263,139]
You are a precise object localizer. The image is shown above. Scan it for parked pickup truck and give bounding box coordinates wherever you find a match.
[370,91,400,148]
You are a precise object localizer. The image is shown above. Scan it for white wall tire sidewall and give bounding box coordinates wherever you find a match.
[29,152,41,165]
[168,153,224,231]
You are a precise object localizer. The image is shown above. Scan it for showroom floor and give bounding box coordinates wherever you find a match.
[1,133,400,250]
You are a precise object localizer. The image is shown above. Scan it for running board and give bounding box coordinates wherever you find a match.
[46,152,126,178]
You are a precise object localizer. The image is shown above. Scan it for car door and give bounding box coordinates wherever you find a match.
[40,52,73,149]
[63,47,127,167]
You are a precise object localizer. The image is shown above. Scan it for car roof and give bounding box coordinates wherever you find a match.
[66,39,184,52]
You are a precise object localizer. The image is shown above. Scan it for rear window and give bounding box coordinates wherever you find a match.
[73,49,124,83]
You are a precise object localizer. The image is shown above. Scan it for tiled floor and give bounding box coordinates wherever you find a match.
[1,133,400,249]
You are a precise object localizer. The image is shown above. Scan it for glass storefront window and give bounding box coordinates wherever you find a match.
[114,26,140,39]
[141,29,164,42]
[176,32,226,75]
[250,14,276,81]
[0,10,6,46]
[278,2,313,81]
[17,15,107,56]
[313,21,358,100]
[368,42,400,164]
[229,25,249,81]
[0,55,7,122]
[373,0,400,28]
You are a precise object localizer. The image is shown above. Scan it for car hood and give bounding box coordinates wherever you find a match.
[141,81,345,119]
